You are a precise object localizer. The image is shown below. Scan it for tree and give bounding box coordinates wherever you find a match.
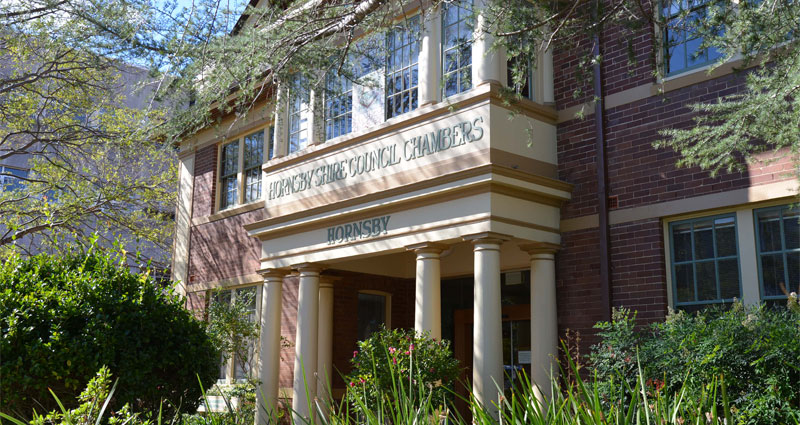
[0,244,219,419]
[0,0,178,267]
[655,0,800,183]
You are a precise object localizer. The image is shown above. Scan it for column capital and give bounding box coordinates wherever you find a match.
[319,274,341,288]
[406,241,448,254]
[519,242,561,257]
[463,232,513,246]
[258,268,290,279]
[292,263,327,274]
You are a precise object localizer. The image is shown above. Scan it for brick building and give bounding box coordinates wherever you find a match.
[171,0,798,422]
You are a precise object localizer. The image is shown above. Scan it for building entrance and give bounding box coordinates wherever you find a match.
[441,271,532,419]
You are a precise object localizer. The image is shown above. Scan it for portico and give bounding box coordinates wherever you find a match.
[246,83,568,424]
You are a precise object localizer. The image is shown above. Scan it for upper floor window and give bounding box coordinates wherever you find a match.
[386,17,420,118]
[325,71,353,140]
[662,0,723,75]
[670,214,741,310]
[442,0,473,98]
[507,56,534,101]
[218,129,271,211]
[755,206,800,300]
[0,166,28,192]
[288,77,311,153]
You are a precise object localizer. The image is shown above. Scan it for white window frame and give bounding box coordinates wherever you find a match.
[441,0,474,98]
[215,127,273,212]
[664,200,796,309]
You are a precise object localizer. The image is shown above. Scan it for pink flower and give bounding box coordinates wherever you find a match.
[350,381,355,387]
[359,378,366,384]
[409,344,415,350]
[388,347,396,354]
[393,358,397,364]
[353,350,358,358]
[404,351,410,355]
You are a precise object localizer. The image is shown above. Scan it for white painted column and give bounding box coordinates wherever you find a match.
[541,47,555,104]
[520,242,560,404]
[171,151,194,296]
[419,9,441,107]
[255,269,286,425]
[736,210,760,306]
[407,242,446,339]
[316,277,335,419]
[309,84,325,145]
[292,264,322,424]
[272,84,289,158]
[472,0,506,88]
[465,233,509,419]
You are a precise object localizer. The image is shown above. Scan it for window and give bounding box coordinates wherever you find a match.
[325,71,353,140]
[507,56,534,101]
[0,166,28,192]
[219,142,239,210]
[357,291,390,341]
[442,0,473,98]
[243,132,264,203]
[211,286,258,383]
[386,17,420,118]
[288,78,311,153]
[662,0,723,75]
[755,206,800,299]
[217,129,269,211]
[669,214,741,309]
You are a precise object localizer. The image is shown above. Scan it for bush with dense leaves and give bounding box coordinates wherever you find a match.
[0,247,219,419]
[345,327,460,415]
[589,303,800,425]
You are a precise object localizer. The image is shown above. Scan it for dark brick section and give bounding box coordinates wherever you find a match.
[600,21,655,97]
[557,115,598,219]
[187,209,266,285]
[278,272,414,390]
[553,35,595,111]
[610,218,668,323]
[556,227,606,350]
[193,144,217,218]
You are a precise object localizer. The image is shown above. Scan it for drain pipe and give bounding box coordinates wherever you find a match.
[592,1,612,321]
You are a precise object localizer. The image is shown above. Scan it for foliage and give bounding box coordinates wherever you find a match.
[655,0,800,184]
[0,0,177,266]
[344,327,460,416]
[0,246,219,419]
[205,288,261,378]
[181,381,258,425]
[0,367,152,425]
[589,304,800,425]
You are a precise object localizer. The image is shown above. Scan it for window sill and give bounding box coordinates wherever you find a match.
[652,55,746,95]
[194,200,265,226]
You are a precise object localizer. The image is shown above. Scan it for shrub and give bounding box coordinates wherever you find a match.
[589,303,800,425]
[0,247,219,419]
[344,327,460,415]
[0,367,152,425]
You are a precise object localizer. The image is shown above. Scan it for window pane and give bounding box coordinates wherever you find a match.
[783,209,799,250]
[244,132,264,168]
[696,261,717,301]
[675,264,694,303]
[760,253,785,297]
[717,258,740,300]
[673,222,693,262]
[758,210,783,252]
[787,253,799,296]
[357,293,387,341]
[693,219,714,260]
[715,217,737,257]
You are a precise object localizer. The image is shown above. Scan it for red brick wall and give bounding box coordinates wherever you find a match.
[193,144,217,218]
[554,15,796,359]
[187,209,266,286]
